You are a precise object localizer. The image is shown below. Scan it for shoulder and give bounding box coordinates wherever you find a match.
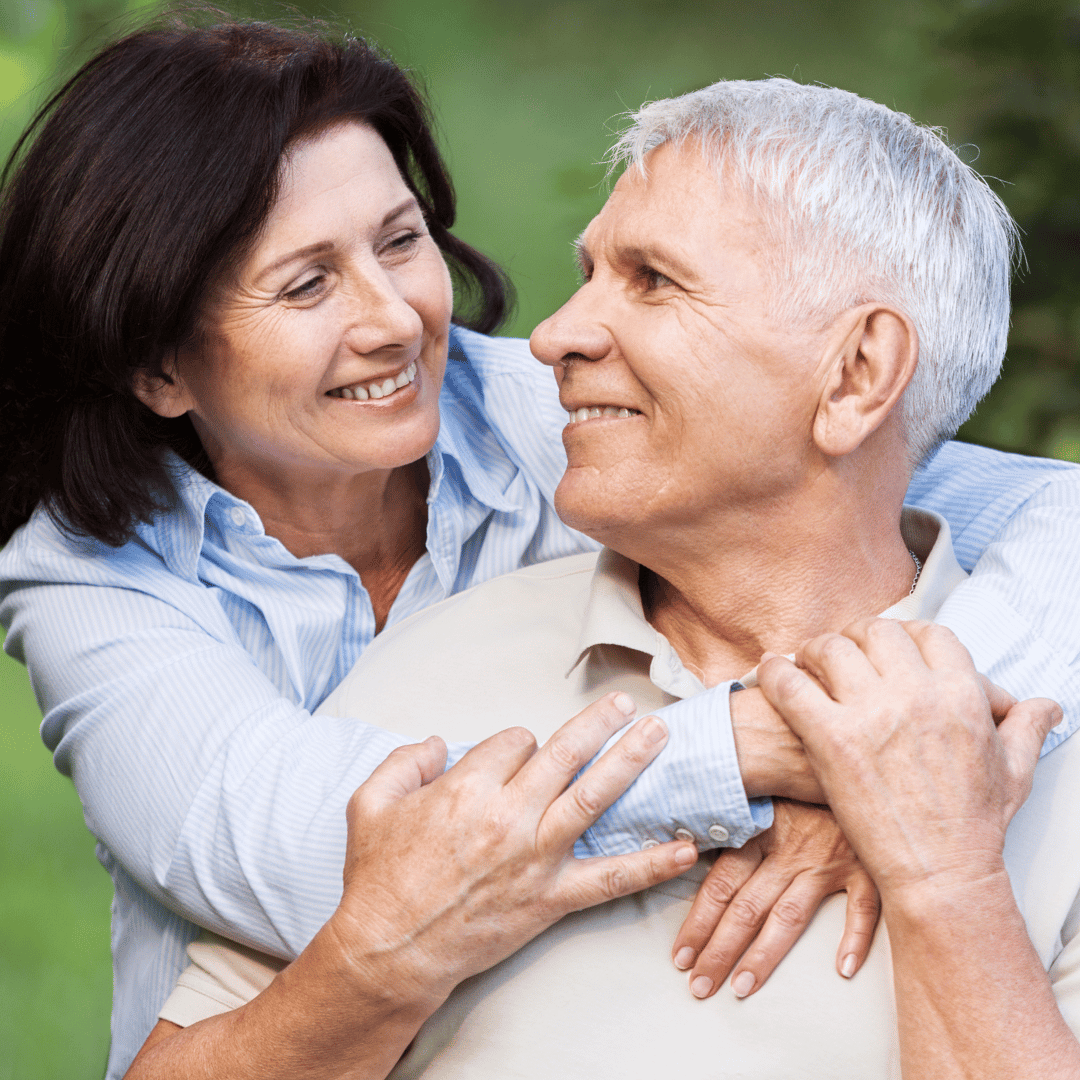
[443,327,567,500]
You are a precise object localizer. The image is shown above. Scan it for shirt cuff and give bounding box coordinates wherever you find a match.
[574,681,773,858]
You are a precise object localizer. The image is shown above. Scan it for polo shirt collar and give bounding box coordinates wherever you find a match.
[572,506,967,693]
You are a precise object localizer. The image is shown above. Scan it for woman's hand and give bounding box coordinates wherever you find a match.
[125,691,697,1080]
[328,689,699,1010]
[671,799,879,999]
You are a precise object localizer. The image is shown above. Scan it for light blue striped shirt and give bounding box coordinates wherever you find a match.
[2,327,1079,1077]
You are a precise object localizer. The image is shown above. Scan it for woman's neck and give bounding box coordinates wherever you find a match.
[216,457,431,633]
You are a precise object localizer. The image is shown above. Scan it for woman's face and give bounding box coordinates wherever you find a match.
[142,122,453,491]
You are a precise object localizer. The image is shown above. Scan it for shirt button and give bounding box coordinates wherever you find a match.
[229,507,246,527]
[674,828,695,843]
[708,824,731,843]
[640,838,660,850]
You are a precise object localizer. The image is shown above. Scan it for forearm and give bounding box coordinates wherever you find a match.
[884,872,1080,1080]
[125,920,440,1080]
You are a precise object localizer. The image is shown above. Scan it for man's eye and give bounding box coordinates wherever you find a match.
[641,267,675,290]
[283,275,326,301]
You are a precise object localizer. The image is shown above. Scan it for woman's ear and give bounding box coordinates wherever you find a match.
[812,303,918,458]
[132,353,193,418]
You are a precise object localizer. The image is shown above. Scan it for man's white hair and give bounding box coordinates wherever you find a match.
[609,78,1021,466]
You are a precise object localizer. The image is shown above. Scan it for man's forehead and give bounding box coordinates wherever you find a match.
[575,146,761,278]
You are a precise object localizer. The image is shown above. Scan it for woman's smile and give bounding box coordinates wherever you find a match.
[327,359,419,401]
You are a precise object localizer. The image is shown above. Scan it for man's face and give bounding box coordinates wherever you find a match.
[530,142,828,551]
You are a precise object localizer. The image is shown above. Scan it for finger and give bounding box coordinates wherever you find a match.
[514,692,641,806]
[756,654,842,745]
[897,620,979,675]
[672,844,765,971]
[838,617,930,680]
[999,697,1064,814]
[795,632,881,701]
[977,674,1019,726]
[835,869,881,979]
[449,724,539,786]
[538,713,669,850]
[555,841,698,913]
[696,871,834,999]
[350,736,448,812]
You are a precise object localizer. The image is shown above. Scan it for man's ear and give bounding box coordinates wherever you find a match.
[132,353,194,419]
[812,303,918,458]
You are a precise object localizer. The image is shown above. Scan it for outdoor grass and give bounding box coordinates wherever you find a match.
[0,647,113,1080]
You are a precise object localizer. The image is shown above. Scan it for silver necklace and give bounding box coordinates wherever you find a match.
[908,549,923,595]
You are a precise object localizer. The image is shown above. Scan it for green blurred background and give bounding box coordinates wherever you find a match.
[1,0,1077,1075]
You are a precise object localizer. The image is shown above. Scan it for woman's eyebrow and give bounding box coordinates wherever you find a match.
[253,198,423,284]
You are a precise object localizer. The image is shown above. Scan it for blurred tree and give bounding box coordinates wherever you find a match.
[942,0,1080,460]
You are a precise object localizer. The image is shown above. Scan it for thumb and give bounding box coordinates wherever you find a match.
[756,654,832,743]
[350,736,449,813]
[998,698,1062,817]
[977,674,1019,727]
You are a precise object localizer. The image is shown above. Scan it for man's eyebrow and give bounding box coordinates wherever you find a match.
[254,197,422,283]
[618,243,700,284]
[572,234,700,284]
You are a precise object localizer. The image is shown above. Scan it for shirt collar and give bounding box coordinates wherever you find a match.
[571,506,968,693]
[430,329,528,517]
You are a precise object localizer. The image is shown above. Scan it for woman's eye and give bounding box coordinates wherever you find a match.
[385,230,422,253]
[283,274,326,301]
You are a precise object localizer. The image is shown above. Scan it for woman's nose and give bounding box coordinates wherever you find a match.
[345,270,424,354]
[530,288,613,369]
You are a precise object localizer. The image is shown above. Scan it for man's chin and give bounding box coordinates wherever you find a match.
[553,478,637,543]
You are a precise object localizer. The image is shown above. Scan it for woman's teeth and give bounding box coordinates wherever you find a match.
[329,361,418,401]
[566,405,641,424]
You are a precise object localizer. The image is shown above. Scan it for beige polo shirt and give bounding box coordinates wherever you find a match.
[159,510,1080,1079]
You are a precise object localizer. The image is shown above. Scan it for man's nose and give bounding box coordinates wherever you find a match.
[530,289,613,368]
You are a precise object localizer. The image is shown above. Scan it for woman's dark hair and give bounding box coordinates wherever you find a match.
[0,8,514,546]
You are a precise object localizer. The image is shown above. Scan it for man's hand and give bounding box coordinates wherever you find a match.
[671,799,879,999]
[755,619,1060,903]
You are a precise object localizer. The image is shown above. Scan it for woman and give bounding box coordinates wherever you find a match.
[0,13,851,1074]
[0,10,1077,1079]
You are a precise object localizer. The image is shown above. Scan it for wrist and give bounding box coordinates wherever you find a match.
[879,859,1015,932]
[306,907,450,1025]
[731,687,822,801]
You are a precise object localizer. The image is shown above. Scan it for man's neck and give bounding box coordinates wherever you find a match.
[629,470,916,688]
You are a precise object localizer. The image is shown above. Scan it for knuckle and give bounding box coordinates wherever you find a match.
[570,781,605,820]
[817,633,852,663]
[770,896,812,931]
[699,874,740,909]
[546,732,585,773]
[599,863,632,899]
[503,725,539,751]
[848,892,881,917]
[727,895,767,930]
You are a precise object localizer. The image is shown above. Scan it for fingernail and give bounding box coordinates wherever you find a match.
[732,971,755,998]
[690,975,713,998]
[840,953,857,979]
[612,692,636,716]
[760,651,778,662]
[674,947,696,970]
[675,844,698,867]
[640,716,667,743]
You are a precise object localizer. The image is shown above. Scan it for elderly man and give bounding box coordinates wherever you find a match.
[130,79,1079,1078]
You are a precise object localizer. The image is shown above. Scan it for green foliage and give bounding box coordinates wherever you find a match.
[0,2,1076,1077]
[939,0,1080,460]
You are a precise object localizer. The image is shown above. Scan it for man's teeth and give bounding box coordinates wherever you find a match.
[330,361,418,400]
[566,405,641,424]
